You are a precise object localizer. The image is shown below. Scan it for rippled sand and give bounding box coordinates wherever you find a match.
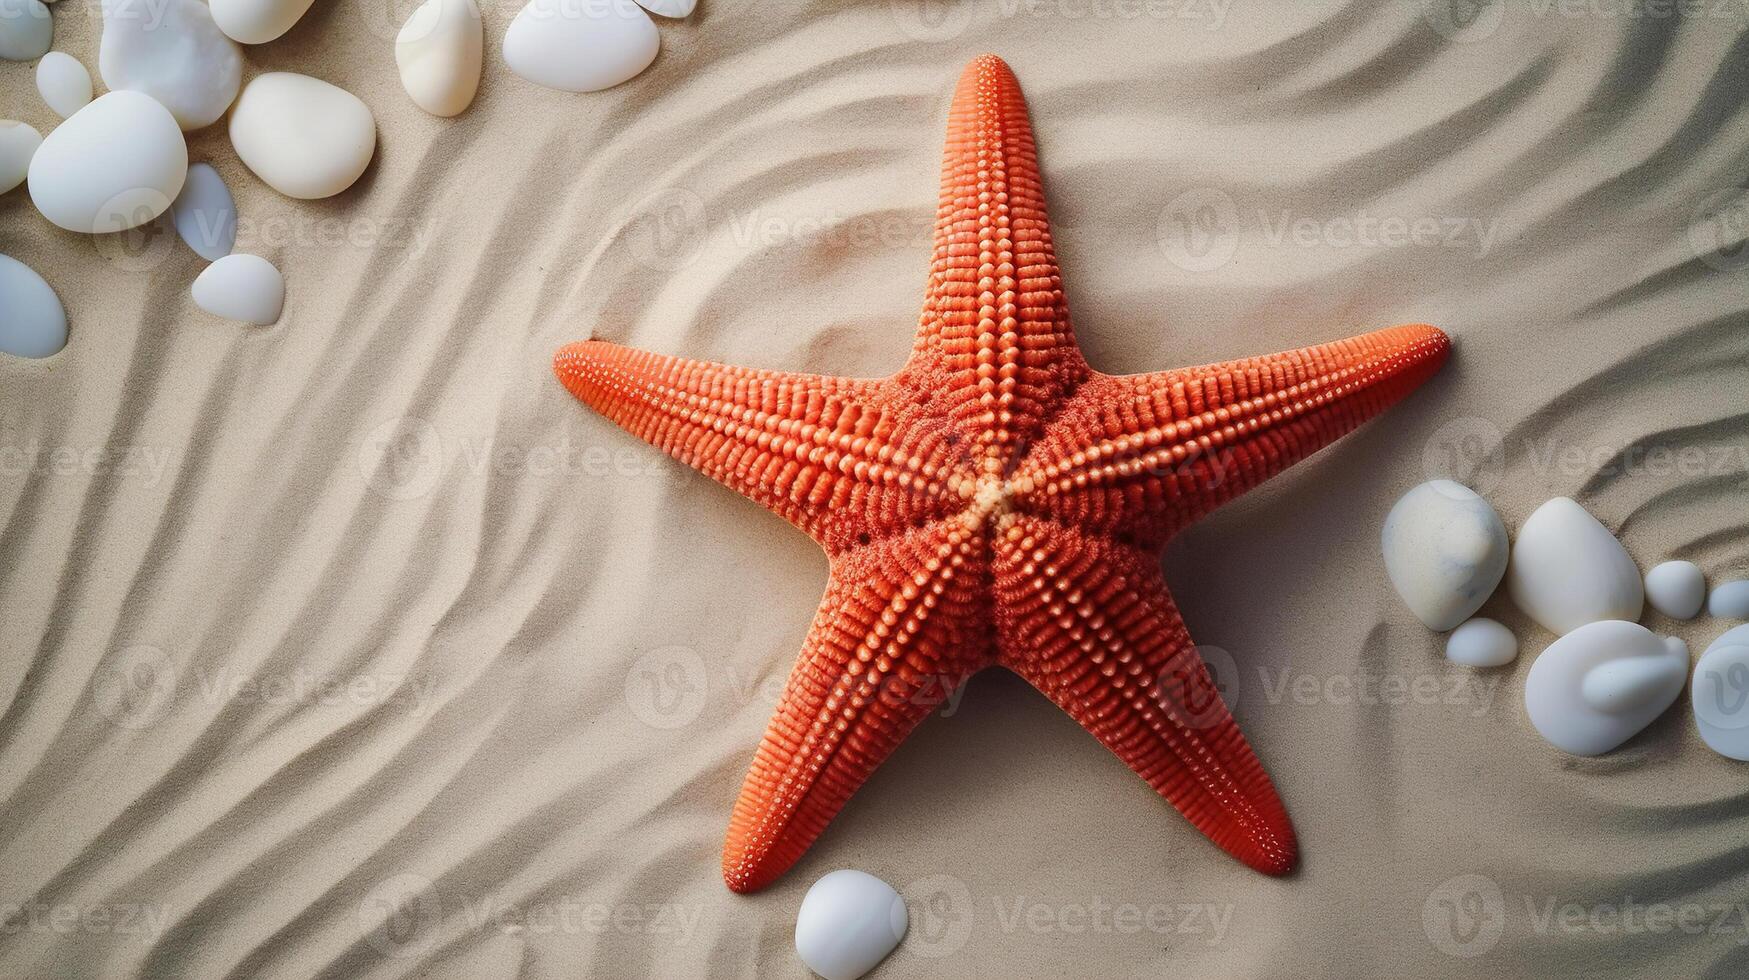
[5,1,1749,976]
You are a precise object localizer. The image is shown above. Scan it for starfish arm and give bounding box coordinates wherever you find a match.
[554,341,961,547]
[1014,323,1451,544]
[723,524,995,893]
[993,516,1297,875]
[903,55,1089,476]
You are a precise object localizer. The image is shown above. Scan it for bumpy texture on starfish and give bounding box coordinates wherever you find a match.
[556,54,1450,893]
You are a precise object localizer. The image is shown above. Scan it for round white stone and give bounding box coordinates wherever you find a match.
[36,52,92,118]
[169,163,236,260]
[1710,581,1749,620]
[100,0,243,131]
[635,0,695,15]
[1643,560,1704,620]
[1506,497,1642,636]
[503,0,658,93]
[0,0,53,62]
[27,90,188,233]
[396,0,482,117]
[1693,624,1749,761]
[0,120,43,195]
[1524,620,1686,756]
[1381,480,1508,631]
[0,254,67,358]
[209,0,315,43]
[1445,617,1517,668]
[192,253,283,325]
[229,73,376,200]
[794,870,907,980]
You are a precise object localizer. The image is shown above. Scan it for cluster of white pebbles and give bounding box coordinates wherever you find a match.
[1,0,695,358]
[1383,480,1749,758]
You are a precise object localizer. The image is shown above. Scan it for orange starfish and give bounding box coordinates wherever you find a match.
[555,55,1450,893]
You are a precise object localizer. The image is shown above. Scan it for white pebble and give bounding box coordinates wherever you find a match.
[1692,624,1749,761]
[169,163,236,260]
[192,253,283,325]
[1524,620,1687,756]
[1381,480,1508,631]
[99,0,243,131]
[503,0,659,93]
[1644,560,1704,620]
[229,73,376,200]
[794,870,907,980]
[0,0,53,62]
[28,90,187,233]
[210,0,315,43]
[1710,581,1749,620]
[396,0,483,117]
[36,52,92,118]
[1445,618,1517,667]
[0,121,43,194]
[1506,497,1642,635]
[0,254,67,358]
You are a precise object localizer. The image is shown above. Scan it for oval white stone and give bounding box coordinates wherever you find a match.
[28,90,187,233]
[36,51,92,118]
[170,163,236,260]
[0,254,67,358]
[1644,560,1704,620]
[210,0,315,43]
[0,0,53,62]
[192,253,283,325]
[1710,581,1749,620]
[1445,617,1517,668]
[396,0,483,117]
[229,73,375,200]
[1524,620,1686,756]
[1692,624,1749,761]
[1381,480,1508,631]
[795,870,907,980]
[503,0,658,93]
[100,0,243,131]
[1506,497,1642,636]
[0,120,43,194]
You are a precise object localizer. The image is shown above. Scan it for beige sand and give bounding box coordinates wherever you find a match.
[5,1,1749,976]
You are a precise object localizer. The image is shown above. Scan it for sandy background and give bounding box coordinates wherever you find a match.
[6,0,1749,976]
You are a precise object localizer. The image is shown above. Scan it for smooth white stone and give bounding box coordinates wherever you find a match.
[1693,624,1749,761]
[1710,581,1749,619]
[396,0,482,117]
[0,254,67,358]
[28,91,187,233]
[1445,617,1517,668]
[170,163,236,260]
[1524,620,1686,756]
[1381,480,1508,631]
[229,73,375,200]
[794,870,907,980]
[36,52,92,118]
[0,0,52,62]
[192,253,283,325]
[635,0,695,15]
[100,0,243,131]
[503,0,658,93]
[0,121,43,194]
[1644,560,1704,620]
[1506,497,1642,635]
[210,0,315,43]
